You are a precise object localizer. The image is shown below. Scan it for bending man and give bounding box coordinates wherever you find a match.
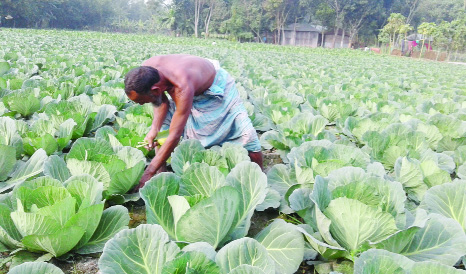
[124,54,263,191]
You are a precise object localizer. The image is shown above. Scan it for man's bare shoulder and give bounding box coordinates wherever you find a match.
[142,54,207,67]
[141,54,216,95]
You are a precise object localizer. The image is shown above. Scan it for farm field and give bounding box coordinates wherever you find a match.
[1,28,466,274]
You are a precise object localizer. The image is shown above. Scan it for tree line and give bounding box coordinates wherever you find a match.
[0,0,465,48]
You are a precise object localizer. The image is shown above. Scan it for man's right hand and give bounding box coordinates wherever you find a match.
[144,129,159,151]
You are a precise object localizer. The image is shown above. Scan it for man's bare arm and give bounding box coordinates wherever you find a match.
[144,94,169,150]
[151,94,169,132]
[137,85,194,187]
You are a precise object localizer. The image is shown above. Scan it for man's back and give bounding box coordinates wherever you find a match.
[142,54,216,96]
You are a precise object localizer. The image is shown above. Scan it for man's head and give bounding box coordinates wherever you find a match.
[124,66,163,106]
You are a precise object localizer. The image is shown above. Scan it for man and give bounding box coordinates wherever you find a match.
[124,54,263,191]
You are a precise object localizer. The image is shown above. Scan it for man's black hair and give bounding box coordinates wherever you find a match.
[124,66,160,94]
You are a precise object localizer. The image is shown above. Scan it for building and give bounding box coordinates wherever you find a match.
[281,23,321,47]
[280,23,350,48]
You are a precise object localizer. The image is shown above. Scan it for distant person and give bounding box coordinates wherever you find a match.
[124,54,263,191]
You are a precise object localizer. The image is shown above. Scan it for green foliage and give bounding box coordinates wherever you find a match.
[0,28,465,272]
[98,221,304,274]
[0,176,129,259]
[140,159,270,248]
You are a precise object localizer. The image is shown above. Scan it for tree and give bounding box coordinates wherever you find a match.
[220,0,263,42]
[324,0,350,48]
[0,0,64,28]
[435,21,455,59]
[193,0,206,37]
[418,21,437,56]
[344,0,382,48]
[264,0,296,44]
[379,13,412,52]
[173,0,195,35]
[405,0,422,24]
[416,0,464,24]
[451,14,466,59]
[314,2,336,47]
[204,0,228,38]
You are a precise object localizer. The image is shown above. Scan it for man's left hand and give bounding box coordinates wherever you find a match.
[132,168,156,193]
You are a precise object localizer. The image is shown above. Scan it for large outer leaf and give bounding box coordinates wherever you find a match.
[327,167,406,218]
[176,186,240,248]
[192,149,229,174]
[140,173,181,239]
[0,117,20,140]
[394,157,427,201]
[67,138,114,162]
[0,117,23,159]
[161,251,221,274]
[0,61,10,76]
[181,242,217,261]
[26,186,70,208]
[254,219,304,274]
[421,180,466,231]
[180,162,226,196]
[327,166,366,191]
[266,164,296,213]
[220,142,250,170]
[229,265,267,274]
[354,249,413,274]
[19,176,62,190]
[296,224,348,260]
[376,214,466,265]
[115,146,146,168]
[355,249,466,274]
[226,162,268,239]
[8,262,64,274]
[256,188,281,211]
[64,175,103,210]
[64,203,104,249]
[67,159,111,188]
[43,155,72,183]
[76,205,129,254]
[2,149,48,192]
[35,196,76,227]
[4,90,40,117]
[267,164,295,196]
[410,261,466,274]
[310,175,331,210]
[56,118,77,150]
[0,226,20,250]
[0,144,15,181]
[324,197,398,252]
[22,226,85,257]
[107,161,144,196]
[98,224,180,274]
[171,139,205,175]
[23,133,58,156]
[420,159,452,188]
[215,238,275,274]
[0,204,22,242]
[91,104,117,131]
[167,195,190,232]
[314,205,344,249]
[11,210,61,237]
[372,226,421,254]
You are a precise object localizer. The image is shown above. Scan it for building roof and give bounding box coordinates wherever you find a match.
[406,33,433,42]
[282,23,321,33]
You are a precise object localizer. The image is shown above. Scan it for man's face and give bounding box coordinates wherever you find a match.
[127,90,162,106]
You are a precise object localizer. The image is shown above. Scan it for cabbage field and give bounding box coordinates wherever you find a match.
[1,28,466,274]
